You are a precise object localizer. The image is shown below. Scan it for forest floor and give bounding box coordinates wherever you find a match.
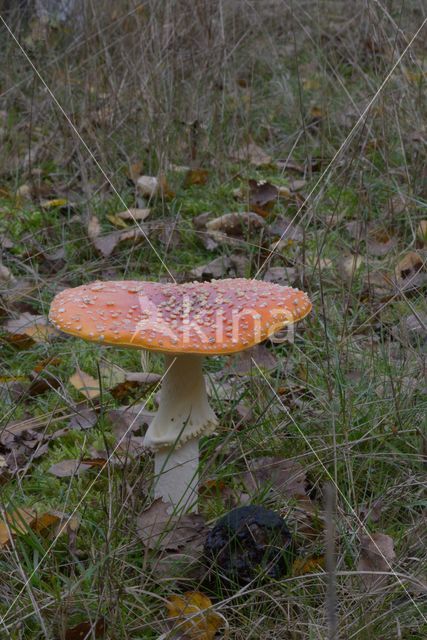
[0,2,426,639]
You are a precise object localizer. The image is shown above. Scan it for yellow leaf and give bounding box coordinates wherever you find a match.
[40,198,68,210]
[0,509,79,548]
[106,214,128,229]
[184,169,209,188]
[293,555,325,576]
[69,368,100,400]
[0,508,35,548]
[166,591,223,640]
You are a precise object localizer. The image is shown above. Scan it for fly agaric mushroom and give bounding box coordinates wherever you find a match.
[49,279,311,511]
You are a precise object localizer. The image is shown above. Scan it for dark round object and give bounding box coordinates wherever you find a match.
[204,505,293,585]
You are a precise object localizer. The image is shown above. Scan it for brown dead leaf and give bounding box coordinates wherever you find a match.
[48,459,93,477]
[184,168,209,187]
[359,499,383,523]
[242,457,307,500]
[267,215,304,243]
[226,344,277,376]
[293,555,325,576]
[233,141,272,166]
[357,532,396,590]
[289,179,307,192]
[263,266,297,286]
[48,458,107,477]
[112,372,161,400]
[362,270,395,301]
[248,179,278,216]
[87,215,101,240]
[336,254,363,283]
[206,211,265,237]
[91,230,122,258]
[136,499,207,552]
[115,207,151,223]
[189,255,249,281]
[4,313,57,348]
[69,369,100,400]
[395,252,426,292]
[0,508,34,547]
[68,406,98,431]
[65,618,105,640]
[108,405,154,440]
[366,227,397,256]
[275,158,306,174]
[0,508,77,548]
[27,371,61,397]
[136,175,159,198]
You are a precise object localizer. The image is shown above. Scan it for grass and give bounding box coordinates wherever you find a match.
[1,1,426,638]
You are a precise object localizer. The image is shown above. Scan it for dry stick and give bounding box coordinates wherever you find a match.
[254,16,427,280]
[251,358,427,625]
[325,482,338,640]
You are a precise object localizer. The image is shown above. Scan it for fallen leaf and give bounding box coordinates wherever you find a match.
[226,344,277,375]
[275,158,306,174]
[248,179,278,216]
[40,198,68,210]
[65,618,105,640]
[87,215,101,240]
[267,215,304,243]
[184,168,209,187]
[106,213,129,229]
[165,591,223,640]
[0,508,34,547]
[48,459,94,477]
[293,555,325,575]
[263,266,297,286]
[206,211,265,236]
[346,220,366,240]
[362,270,394,301]
[289,178,307,192]
[366,227,397,256]
[395,252,426,292]
[68,406,98,431]
[136,175,159,198]
[136,499,207,552]
[27,371,61,397]
[108,405,154,440]
[392,312,427,346]
[115,207,151,222]
[91,230,122,258]
[189,253,250,281]
[359,499,383,523]
[242,457,307,500]
[110,372,161,401]
[69,369,100,400]
[233,141,272,166]
[357,532,396,590]
[336,254,363,283]
[4,313,57,348]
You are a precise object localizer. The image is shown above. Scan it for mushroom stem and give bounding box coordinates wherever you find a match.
[144,354,218,512]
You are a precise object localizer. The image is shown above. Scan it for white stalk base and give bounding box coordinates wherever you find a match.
[153,438,199,513]
[144,354,218,512]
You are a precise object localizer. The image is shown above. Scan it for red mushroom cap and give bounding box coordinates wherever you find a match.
[49,279,311,354]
